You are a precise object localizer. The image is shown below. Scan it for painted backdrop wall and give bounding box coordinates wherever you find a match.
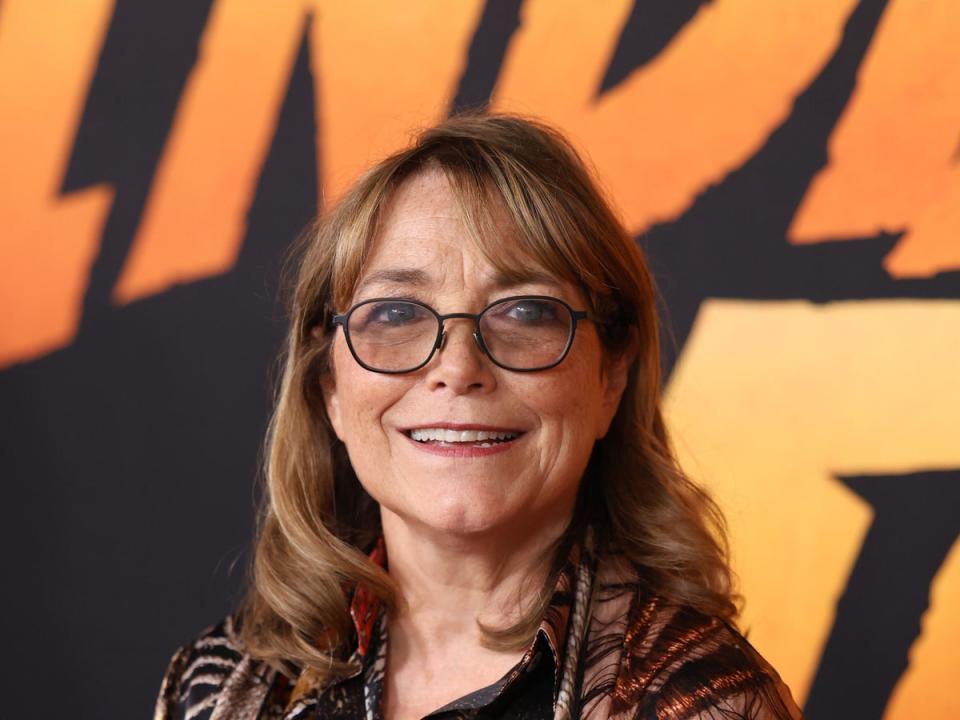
[1,1,957,718]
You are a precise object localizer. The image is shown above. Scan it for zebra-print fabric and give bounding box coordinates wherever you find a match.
[154,615,278,720]
[155,542,803,719]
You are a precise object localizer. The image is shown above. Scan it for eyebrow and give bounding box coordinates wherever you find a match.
[355,266,564,294]
[491,268,563,290]
[355,267,432,294]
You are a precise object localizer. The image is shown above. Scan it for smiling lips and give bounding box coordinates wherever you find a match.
[409,428,520,445]
[402,424,523,456]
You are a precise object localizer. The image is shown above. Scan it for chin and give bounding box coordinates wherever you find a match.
[417,508,507,538]
[399,493,515,539]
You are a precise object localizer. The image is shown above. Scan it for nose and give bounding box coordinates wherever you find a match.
[424,319,496,394]
[438,328,484,354]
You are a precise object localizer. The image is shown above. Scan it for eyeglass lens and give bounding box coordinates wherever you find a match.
[345,297,574,372]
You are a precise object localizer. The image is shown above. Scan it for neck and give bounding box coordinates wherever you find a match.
[376,512,576,719]
[380,511,571,652]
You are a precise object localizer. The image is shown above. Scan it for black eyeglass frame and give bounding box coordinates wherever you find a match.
[331,295,591,374]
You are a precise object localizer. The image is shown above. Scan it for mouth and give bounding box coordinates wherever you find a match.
[402,425,523,449]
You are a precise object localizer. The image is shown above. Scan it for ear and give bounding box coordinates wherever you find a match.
[596,332,638,439]
[320,372,345,442]
[314,324,347,441]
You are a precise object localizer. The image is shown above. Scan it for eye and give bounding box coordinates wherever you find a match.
[358,300,430,327]
[500,298,558,323]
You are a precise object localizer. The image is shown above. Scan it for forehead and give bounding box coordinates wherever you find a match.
[366,171,465,266]
[356,170,561,294]
[379,169,461,234]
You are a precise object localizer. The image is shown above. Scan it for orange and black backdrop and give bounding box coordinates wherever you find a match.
[1,1,958,717]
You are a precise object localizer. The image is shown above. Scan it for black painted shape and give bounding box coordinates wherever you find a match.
[234,14,319,316]
[0,18,318,720]
[449,0,524,114]
[61,0,217,330]
[804,470,960,719]
[599,0,711,95]
[637,0,960,382]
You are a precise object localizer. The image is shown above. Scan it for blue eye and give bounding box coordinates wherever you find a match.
[377,303,415,322]
[503,299,556,323]
[355,301,431,329]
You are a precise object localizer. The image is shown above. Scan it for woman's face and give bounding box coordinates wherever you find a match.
[323,170,629,542]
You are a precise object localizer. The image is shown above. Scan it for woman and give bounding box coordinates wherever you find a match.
[156,114,803,719]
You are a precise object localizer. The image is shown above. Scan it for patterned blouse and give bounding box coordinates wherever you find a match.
[155,537,803,719]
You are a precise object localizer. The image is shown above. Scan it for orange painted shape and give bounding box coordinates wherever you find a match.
[112,0,309,304]
[492,0,857,233]
[789,0,960,278]
[311,0,484,202]
[884,169,960,278]
[665,299,960,706]
[113,0,483,305]
[0,0,115,368]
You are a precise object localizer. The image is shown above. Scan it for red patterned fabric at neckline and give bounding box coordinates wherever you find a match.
[349,536,387,658]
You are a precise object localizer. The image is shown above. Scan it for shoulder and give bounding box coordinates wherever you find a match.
[581,560,803,719]
[154,614,279,720]
[623,602,802,719]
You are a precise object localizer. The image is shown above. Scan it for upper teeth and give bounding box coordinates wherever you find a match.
[409,428,519,443]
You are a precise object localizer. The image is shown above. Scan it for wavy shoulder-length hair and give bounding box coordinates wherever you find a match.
[240,113,737,678]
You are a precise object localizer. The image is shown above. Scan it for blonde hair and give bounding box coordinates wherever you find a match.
[239,113,737,679]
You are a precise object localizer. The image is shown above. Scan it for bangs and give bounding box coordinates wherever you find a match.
[441,163,602,293]
[327,156,615,319]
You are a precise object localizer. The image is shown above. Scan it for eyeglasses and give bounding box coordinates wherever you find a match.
[331,295,590,374]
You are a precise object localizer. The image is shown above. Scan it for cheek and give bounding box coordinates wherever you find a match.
[329,341,394,448]
[542,356,608,424]
[522,370,608,458]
